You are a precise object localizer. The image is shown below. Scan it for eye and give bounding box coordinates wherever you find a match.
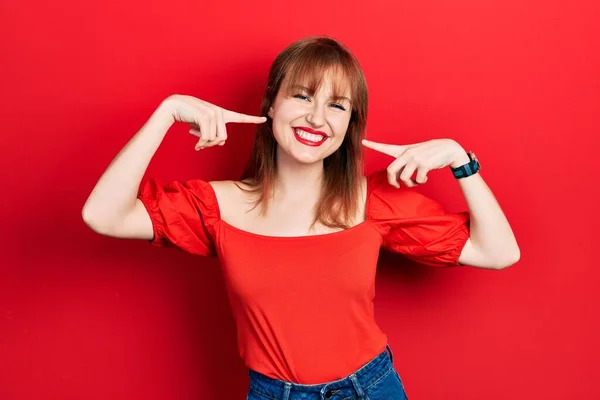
[330,103,346,111]
[293,94,310,101]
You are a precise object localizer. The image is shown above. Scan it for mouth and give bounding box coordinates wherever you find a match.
[292,127,329,147]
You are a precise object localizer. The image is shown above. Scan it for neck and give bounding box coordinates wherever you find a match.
[273,148,324,201]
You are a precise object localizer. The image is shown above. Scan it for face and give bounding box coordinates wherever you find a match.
[267,72,353,165]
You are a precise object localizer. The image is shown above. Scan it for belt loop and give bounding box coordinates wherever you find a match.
[349,373,365,399]
[282,382,292,400]
[386,344,394,364]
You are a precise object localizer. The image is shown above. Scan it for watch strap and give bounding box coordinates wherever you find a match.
[451,151,480,179]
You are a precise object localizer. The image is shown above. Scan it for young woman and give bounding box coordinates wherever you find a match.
[82,36,520,400]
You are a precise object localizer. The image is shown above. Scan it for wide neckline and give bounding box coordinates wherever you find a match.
[216,218,374,240]
[204,173,378,241]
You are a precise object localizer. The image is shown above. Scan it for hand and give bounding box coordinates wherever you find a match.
[362,138,469,188]
[162,94,267,150]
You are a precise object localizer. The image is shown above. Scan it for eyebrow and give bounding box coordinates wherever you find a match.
[290,85,352,103]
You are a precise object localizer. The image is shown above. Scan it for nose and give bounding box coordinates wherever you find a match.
[306,103,325,127]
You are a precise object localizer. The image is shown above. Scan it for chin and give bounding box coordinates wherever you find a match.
[289,151,326,164]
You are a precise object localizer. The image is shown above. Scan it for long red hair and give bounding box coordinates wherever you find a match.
[240,36,368,229]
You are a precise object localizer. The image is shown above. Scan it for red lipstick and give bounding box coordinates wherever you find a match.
[293,126,329,147]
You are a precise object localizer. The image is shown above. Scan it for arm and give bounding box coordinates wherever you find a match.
[81,101,174,239]
[450,151,521,269]
[82,95,267,240]
[362,138,520,270]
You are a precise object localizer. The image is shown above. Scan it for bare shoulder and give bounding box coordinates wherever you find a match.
[208,179,256,197]
[208,180,257,221]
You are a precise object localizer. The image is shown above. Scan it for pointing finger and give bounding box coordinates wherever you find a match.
[223,109,267,124]
[361,139,400,158]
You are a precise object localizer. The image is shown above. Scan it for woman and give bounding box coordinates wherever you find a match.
[82,36,520,400]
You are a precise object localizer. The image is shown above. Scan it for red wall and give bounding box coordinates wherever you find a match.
[1,0,598,399]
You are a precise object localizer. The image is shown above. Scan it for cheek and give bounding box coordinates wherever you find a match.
[328,119,352,150]
[273,100,302,121]
[331,114,352,138]
[271,105,298,136]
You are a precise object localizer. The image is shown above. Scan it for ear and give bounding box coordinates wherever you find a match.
[267,106,274,119]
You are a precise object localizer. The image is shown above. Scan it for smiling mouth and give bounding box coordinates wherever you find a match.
[293,127,329,146]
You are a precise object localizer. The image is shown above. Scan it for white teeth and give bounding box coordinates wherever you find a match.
[294,129,325,143]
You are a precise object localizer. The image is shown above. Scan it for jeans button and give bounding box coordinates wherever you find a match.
[325,389,333,398]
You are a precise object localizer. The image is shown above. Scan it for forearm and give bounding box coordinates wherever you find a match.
[451,151,521,267]
[82,101,174,227]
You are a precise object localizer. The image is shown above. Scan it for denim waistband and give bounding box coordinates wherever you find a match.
[248,344,395,400]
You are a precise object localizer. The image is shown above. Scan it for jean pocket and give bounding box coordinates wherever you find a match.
[247,387,271,400]
[364,367,408,400]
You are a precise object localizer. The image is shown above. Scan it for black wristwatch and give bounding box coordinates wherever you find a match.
[450,151,480,179]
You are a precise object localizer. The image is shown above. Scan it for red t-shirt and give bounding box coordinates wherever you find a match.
[137,170,470,384]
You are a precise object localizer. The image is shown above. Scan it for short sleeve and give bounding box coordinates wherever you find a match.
[367,170,470,267]
[137,179,220,257]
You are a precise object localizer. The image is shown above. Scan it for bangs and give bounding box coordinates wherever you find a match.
[280,56,358,106]
[242,36,368,229]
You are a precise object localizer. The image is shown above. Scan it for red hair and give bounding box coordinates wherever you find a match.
[240,36,368,229]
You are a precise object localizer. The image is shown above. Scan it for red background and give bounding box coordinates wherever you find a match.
[1,0,598,399]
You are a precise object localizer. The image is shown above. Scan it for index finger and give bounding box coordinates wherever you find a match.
[223,109,267,124]
[361,139,400,157]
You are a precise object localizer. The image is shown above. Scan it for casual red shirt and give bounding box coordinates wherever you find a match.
[137,170,470,384]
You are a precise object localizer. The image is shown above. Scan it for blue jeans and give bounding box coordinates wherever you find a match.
[247,344,408,400]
